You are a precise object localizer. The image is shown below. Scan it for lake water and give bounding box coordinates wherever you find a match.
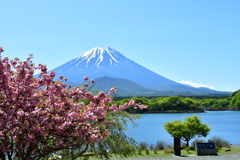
[125,111,240,146]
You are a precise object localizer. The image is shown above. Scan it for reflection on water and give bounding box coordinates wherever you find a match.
[125,111,240,145]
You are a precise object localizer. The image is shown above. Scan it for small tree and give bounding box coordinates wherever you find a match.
[164,115,211,146]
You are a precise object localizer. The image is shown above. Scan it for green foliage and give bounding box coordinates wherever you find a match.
[230,89,240,97]
[145,148,150,155]
[116,96,203,113]
[112,90,240,113]
[77,98,90,104]
[154,149,158,154]
[59,111,140,159]
[198,89,240,110]
[230,91,240,109]
[148,96,201,111]
[93,111,139,158]
[200,98,231,109]
[185,147,191,153]
[137,147,142,155]
[164,115,211,146]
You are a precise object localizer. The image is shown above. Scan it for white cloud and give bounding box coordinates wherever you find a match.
[177,80,215,89]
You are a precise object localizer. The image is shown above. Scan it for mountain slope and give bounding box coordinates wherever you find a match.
[82,76,230,97]
[91,76,152,92]
[50,46,229,95]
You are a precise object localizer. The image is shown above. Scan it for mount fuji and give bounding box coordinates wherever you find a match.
[50,46,229,96]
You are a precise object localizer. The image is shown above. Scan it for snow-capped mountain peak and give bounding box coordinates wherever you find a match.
[73,46,128,67]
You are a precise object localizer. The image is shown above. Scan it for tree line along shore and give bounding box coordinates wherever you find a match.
[111,90,240,113]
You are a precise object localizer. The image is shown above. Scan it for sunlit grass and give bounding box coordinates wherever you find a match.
[217,146,240,155]
[78,146,240,159]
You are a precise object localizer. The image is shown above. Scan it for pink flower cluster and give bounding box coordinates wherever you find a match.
[0,46,4,53]
[0,53,147,159]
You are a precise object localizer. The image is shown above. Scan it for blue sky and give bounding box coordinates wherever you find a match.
[1,0,239,92]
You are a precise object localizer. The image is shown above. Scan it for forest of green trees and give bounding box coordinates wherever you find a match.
[111,90,240,113]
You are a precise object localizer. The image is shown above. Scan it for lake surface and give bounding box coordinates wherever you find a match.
[125,111,240,146]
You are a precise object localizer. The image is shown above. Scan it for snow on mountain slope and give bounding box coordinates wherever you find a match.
[64,46,131,69]
[74,46,125,67]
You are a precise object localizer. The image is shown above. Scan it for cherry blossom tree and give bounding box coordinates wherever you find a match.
[0,48,146,160]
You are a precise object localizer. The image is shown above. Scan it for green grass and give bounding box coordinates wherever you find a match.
[128,147,240,158]
[128,150,173,158]
[217,147,240,155]
[78,146,240,159]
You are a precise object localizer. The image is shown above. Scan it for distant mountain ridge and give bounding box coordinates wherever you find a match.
[83,76,230,97]
[50,46,231,96]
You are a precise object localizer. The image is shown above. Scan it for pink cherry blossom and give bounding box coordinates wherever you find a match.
[17,110,25,117]
[108,87,116,94]
[0,47,4,53]
[129,100,135,106]
[0,52,146,160]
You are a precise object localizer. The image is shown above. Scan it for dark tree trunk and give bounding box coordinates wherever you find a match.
[0,152,6,160]
[7,152,12,160]
[174,138,181,156]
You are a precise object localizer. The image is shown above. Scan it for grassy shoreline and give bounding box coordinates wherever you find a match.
[129,146,240,158]
[79,146,240,159]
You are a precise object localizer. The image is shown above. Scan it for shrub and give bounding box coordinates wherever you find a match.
[139,142,148,150]
[153,149,158,154]
[185,147,191,153]
[155,141,171,150]
[209,136,231,148]
[137,147,142,155]
[145,149,150,155]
